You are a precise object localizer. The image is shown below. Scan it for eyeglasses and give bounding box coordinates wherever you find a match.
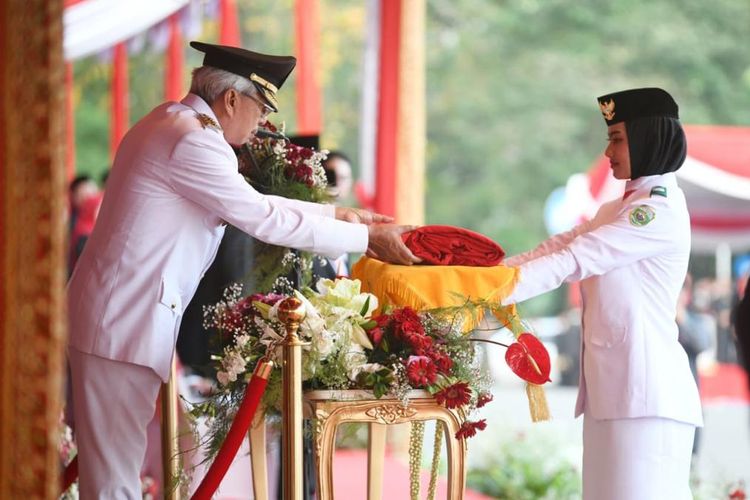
[243,92,274,119]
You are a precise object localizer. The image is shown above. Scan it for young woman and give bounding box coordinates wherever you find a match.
[503,88,701,499]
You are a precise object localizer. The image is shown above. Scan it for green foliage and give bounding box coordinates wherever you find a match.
[466,431,582,499]
[424,0,750,262]
[74,98,109,180]
[356,367,394,398]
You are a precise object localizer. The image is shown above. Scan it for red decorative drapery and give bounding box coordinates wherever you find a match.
[373,0,401,218]
[219,0,240,46]
[294,0,321,134]
[65,62,75,181]
[110,42,129,159]
[165,13,184,101]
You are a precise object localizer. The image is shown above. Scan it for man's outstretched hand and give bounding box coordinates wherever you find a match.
[367,224,422,266]
[335,206,394,225]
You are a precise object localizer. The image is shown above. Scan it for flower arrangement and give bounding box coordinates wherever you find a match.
[234,121,333,293]
[187,121,552,470]
[189,277,499,460]
[59,414,78,499]
[237,121,331,204]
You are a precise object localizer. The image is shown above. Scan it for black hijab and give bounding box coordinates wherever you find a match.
[625,116,687,180]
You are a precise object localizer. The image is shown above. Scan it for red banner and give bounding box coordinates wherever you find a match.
[165,14,184,101]
[219,0,240,46]
[374,0,402,217]
[65,62,75,180]
[110,43,129,159]
[294,0,321,134]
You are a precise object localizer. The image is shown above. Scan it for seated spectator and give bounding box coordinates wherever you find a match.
[323,150,354,203]
[68,175,99,232]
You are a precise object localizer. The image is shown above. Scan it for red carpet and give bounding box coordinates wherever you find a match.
[333,448,493,499]
[699,363,750,404]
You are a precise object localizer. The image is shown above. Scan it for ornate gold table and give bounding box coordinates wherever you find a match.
[248,390,467,500]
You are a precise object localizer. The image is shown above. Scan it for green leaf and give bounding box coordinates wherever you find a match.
[360,319,377,330]
[359,295,371,317]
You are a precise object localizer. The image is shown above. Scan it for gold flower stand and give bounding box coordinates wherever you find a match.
[248,389,467,500]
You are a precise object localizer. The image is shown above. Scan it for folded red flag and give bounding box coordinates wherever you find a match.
[401,225,505,266]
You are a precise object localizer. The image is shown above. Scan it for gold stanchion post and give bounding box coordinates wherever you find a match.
[277,297,307,500]
[161,357,182,500]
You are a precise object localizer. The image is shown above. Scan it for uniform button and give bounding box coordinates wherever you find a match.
[171,304,176,310]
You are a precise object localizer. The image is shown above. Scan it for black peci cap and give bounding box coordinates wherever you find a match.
[596,87,679,126]
[190,41,296,112]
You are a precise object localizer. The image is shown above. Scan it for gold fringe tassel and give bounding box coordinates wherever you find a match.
[526,383,551,422]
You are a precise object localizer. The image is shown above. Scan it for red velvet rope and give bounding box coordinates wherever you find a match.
[191,365,270,500]
[60,361,271,499]
[61,455,78,494]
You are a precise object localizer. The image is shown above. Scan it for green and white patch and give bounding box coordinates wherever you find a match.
[650,186,667,198]
[629,205,655,227]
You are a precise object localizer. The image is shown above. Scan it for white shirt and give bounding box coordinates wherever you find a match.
[504,173,702,425]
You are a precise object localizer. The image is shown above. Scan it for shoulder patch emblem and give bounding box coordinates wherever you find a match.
[629,205,655,227]
[196,113,222,131]
[650,186,667,198]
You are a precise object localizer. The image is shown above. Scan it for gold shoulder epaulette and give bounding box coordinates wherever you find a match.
[196,113,222,131]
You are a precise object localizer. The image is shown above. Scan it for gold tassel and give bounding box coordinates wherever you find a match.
[526,383,551,422]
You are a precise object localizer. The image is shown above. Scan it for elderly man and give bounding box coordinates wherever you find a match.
[67,41,419,498]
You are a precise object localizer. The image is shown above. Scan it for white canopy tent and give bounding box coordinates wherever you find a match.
[546,125,750,280]
[63,0,190,60]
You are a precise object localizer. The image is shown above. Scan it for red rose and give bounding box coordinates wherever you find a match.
[367,326,384,347]
[403,330,432,354]
[234,296,255,316]
[220,308,245,333]
[429,350,453,374]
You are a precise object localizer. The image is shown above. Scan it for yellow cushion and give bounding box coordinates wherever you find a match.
[351,256,518,328]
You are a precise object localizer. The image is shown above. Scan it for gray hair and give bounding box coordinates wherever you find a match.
[189,66,258,104]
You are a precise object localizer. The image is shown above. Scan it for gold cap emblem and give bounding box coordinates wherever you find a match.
[599,99,615,120]
[250,73,279,111]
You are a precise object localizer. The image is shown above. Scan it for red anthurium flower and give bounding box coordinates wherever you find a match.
[406,355,437,387]
[505,333,551,385]
[729,489,746,500]
[455,419,487,439]
[434,382,472,409]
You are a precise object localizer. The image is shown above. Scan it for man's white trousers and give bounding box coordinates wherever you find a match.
[69,347,163,500]
[583,413,695,500]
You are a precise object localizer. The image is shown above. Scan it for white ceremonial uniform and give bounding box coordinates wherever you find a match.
[504,172,702,500]
[67,94,368,498]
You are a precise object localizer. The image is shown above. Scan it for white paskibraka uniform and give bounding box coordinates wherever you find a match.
[504,172,702,500]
